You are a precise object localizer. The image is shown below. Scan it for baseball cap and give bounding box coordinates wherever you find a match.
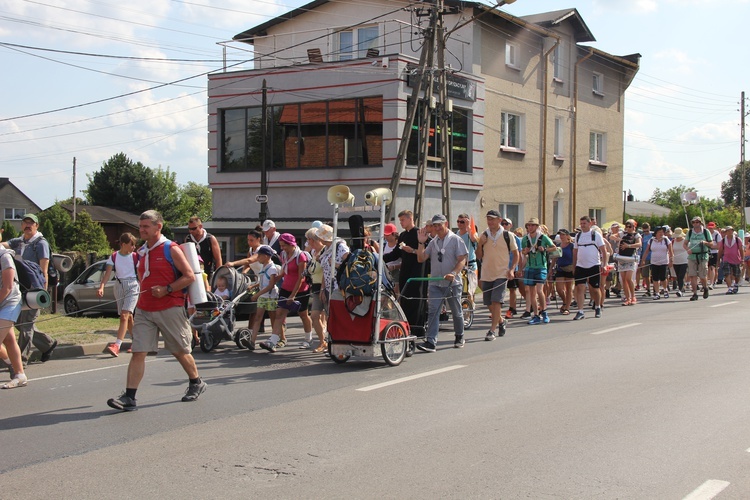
[257,245,276,257]
[502,217,513,226]
[262,219,275,231]
[23,214,39,224]
[691,216,703,223]
[557,228,570,235]
[383,223,398,236]
[707,221,716,229]
[430,214,447,225]
[486,209,501,219]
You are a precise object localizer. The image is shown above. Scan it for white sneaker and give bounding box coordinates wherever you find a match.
[299,342,310,349]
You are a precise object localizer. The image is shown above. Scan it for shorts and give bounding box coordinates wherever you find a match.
[640,260,651,278]
[481,278,507,306]
[708,254,718,267]
[555,268,574,280]
[687,258,708,279]
[507,277,519,289]
[651,264,668,282]
[279,287,310,311]
[722,262,741,279]
[310,284,324,312]
[132,306,192,354]
[574,265,601,288]
[115,278,139,315]
[257,296,278,311]
[523,267,547,287]
[0,299,21,323]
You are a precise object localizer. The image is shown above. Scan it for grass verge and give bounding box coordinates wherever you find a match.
[34,312,120,346]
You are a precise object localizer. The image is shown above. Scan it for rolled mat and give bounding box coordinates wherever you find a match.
[22,289,51,310]
[179,243,208,305]
[51,254,74,273]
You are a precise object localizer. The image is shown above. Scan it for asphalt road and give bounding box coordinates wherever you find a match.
[2,287,750,499]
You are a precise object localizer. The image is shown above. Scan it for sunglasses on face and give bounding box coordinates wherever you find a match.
[457,220,466,224]
[501,221,510,225]
[188,226,199,231]
[625,224,633,228]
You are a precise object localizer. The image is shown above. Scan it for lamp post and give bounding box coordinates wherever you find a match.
[622,189,632,223]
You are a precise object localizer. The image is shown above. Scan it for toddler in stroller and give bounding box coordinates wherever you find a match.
[189,266,255,352]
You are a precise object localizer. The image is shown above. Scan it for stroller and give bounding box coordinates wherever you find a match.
[189,266,255,353]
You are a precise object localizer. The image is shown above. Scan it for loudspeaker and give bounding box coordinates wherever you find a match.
[364,187,392,206]
[328,184,354,205]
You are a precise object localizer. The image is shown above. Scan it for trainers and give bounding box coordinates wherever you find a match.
[259,341,276,353]
[703,287,709,299]
[594,308,602,318]
[312,341,328,354]
[521,311,532,319]
[528,315,541,325]
[40,340,58,363]
[664,292,669,298]
[485,330,496,341]
[690,294,699,301]
[676,290,683,297]
[107,392,137,411]
[498,319,507,337]
[574,311,585,321]
[505,308,515,319]
[416,341,436,353]
[106,343,120,357]
[541,312,550,324]
[299,341,310,349]
[653,294,660,300]
[644,291,651,297]
[454,336,465,348]
[182,381,207,402]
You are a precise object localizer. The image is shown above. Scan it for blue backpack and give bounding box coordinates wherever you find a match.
[14,258,46,292]
[339,248,377,296]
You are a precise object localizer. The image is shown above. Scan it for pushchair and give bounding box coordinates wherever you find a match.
[189,266,255,353]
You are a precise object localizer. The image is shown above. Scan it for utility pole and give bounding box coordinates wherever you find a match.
[741,91,747,231]
[72,157,77,222]
[259,79,269,221]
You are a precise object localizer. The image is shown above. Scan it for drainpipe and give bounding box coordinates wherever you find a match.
[541,36,560,225]
[572,46,594,228]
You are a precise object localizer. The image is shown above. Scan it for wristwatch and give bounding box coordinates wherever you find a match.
[166,285,173,293]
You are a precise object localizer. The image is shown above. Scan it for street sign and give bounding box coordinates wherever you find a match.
[255,195,268,203]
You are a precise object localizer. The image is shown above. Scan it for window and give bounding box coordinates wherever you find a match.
[335,26,379,61]
[554,117,564,159]
[505,42,520,69]
[589,208,604,226]
[406,101,470,173]
[3,208,26,220]
[220,97,383,171]
[501,112,524,151]
[498,204,521,228]
[552,44,563,82]
[589,132,606,164]
[592,72,604,96]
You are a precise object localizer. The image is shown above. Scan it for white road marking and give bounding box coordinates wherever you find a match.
[589,322,642,335]
[30,358,161,382]
[709,301,738,308]
[357,365,466,392]
[683,480,730,500]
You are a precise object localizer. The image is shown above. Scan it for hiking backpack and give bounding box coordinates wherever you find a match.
[112,251,140,282]
[14,258,46,291]
[339,248,377,296]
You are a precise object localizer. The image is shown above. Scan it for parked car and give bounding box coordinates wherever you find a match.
[63,260,118,316]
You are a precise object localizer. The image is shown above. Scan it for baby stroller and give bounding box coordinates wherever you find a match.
[189,266,255,353]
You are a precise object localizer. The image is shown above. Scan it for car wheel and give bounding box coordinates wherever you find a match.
[64,295,81,317]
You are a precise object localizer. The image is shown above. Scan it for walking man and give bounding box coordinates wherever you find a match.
[184,216,222,280]
[455,213,479,308]
[2,214,57,364]
[107,210,206,411]
[684,216,714,301]
[573,215,608,320]
[718,226,744,294]
[476,210,518,339]
[415,214,468,352]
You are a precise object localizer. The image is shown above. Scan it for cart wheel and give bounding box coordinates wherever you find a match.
[329,343,350,364]
[200,334,215,353]
[462,299,474,329]
[380,322,407,366]
[236,328,252,349]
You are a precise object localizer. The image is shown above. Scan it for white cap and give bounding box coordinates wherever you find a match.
[262,219,275,231]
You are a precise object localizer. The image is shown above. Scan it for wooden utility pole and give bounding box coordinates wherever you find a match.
[259,79,269,221]
[72,157,77,222]
[741,91,747,231]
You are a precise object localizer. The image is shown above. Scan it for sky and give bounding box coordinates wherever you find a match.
[1,0,748,210]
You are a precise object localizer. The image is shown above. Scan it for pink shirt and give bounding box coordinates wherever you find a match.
[280,249,310,293]
[720,236,743,265]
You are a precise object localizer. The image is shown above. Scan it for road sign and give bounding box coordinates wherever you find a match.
[255,195,268,203]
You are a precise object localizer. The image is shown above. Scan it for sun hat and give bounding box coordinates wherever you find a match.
[315,224,334,242]
[672,228,684,239]
[279,233,296,246]
[526,217,540,226]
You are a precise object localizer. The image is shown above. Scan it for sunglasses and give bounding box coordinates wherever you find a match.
[457,220,466,224]
[437,249,445,263]
[501,221,510,225]
[625,224,633,228]
[188,226,199,231]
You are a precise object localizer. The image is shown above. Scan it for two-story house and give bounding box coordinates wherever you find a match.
[205,1,639,260]
[0,177,42,234]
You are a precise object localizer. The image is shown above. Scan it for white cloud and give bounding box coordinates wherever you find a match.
[652,49,704,76]
[592,0,658,14]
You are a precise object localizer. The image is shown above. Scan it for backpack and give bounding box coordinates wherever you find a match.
[483,229,511,252]
[339,248,377,296]
[13,258,46,292]
[112,251,140,282]
[575,231,597,247]
[688,228,712,257]
[297,250,313,287]
[140,240,185,292]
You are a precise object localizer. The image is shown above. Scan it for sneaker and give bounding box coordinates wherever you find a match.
[644,291,651,297]
[605,290,611,299]
[664,292,669,298]
[594,308,602,318]
[182,381,207,402]
[498,319,507,337]
[574,311,585,321]
[259,341,277,353]
[528,316,542,325]
[505,308,515,319]
[676,290,683,297]
[726,289,734,295]
[106,343,120,357]
[708,285,714,290]
[485,330,496,341]
[703,288,709,299]
[416,341,436,353]
[312,341,328,354]
[40,340,58,363]
[521,311,532,319]
[541,312,550,324]
[454,336,465,348]
[299,341,310,349]
[107,392,137,411]
[690,294,699,301]
[630,297,637,305]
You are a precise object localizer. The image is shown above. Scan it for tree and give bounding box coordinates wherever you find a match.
[177,182,213,222]
[40,218,56,252]
[38,203,74,251]
[70,211,111,256]
[84,153,162,213]
[720,161,750,207]
[648,185,696,211]
[1,220,17,241]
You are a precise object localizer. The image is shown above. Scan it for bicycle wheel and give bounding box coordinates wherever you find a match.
[462,299,474,329]
[380,322,407,366]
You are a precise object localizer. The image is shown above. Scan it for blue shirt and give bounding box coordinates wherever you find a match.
[8,235,50,264]
[456,230,477,270]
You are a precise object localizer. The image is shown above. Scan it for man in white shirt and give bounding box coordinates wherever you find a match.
[572,216,608,320]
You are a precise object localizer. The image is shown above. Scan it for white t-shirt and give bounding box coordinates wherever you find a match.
[648,237,671,266]
[106,251,138,280]
[672,238,688,265]
[573,230,606,268]
[258,262,279,299]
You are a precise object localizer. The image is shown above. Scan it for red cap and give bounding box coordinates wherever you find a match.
[383,223,398,235]
[707,221,716,229]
